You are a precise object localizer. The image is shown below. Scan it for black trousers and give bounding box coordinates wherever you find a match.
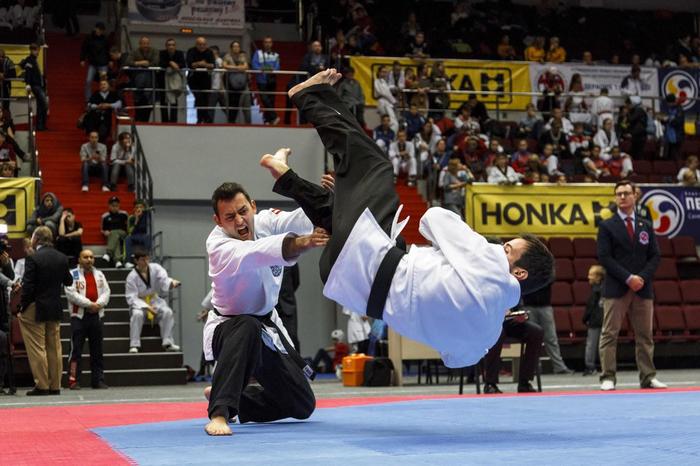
[483,319,543,386]
[258,79,277,123]
[69,314,104,386]
[311,349,333,373]
[192,88,212,123]
[288,84,399,282]
[208,314,315,422]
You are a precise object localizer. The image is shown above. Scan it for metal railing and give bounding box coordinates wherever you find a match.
[129,120,154,208]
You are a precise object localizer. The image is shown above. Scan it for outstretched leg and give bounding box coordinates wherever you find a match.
[289,70,400,282]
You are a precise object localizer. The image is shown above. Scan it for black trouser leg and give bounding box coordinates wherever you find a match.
[259,81,277,123]
[86,314,104,386]
[311,349,333,373]
[291,84,399,282]
[273,169,334,233]
[208,315,263,419]
[227,90,241,123]
[503,319,544,385]
[69,318,87,383]
[238,344,315,423]
[483,325,506,385]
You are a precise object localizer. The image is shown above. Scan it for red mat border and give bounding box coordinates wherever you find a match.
[2,387,699,465]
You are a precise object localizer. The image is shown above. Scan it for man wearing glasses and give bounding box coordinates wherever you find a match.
[597,180,665,391]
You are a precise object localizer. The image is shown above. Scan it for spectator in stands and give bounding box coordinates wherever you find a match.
[517,103,542,139]
[594,118,619,159]
[540,121,569,157]
[496,35,516,60]
[329,30,350,68]
[20,44,47,131]
[511,139,532,174]
[542,143,563,177]
[524,36,545,63]
[680,169,699,186]
[537,66,563,119]
[414,120,441,173]
[660,93,685,160]
[440,157,470,218]
[86,79,121,142]
[483,310,544,393]
[583,145,609,179]
[433,138,451,168]
[126,248,181,353]
[186,37,215,124]
[0,129,16,172]
[483,138,502,168]
[487,153,520,184]
[389,129,417,186]
[564,74,590,125]
[65,249,110,390]
[591,88,614,129]
[544,107,573,136]
[106,47,129,102]
[125,200,151,267]
[0,108,24,161]
[582,50,594,65]
[128,36,159,122]
[109,131,135,191]
[373,114,395,153]
[55,208,83,266]
[251,36,280,125]
[222,41,249,124]
[80,22,109,102]
[677,155,700,184]
[598,180,664,391]
[454,103,480,135]
[406,31,430,59]
[208,46,226,119]
[80,131,109,192]
[620,64,642,97]
[27,192,62,236]
[582,265,604,376]
[403,103,426,139]
[101,196,129,268]
[607,146,633,178]
[428,62,451,119]
[301,40,329,77]
[569,122,591,155]
[626,96,648,160]
[467,94,490,129]
[0,48,16,111]
[375,65,398,133]
[400,11,420,41]
[387,61,405,104]
[337,66,365,127]
[524,154,548,182]
[311,329,349,374]
[674,33,694,63]
[158,38,186,123]
[0,161,13,177]
[546,36,566,63]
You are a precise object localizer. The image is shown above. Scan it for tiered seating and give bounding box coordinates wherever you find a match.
[547,235,700,345]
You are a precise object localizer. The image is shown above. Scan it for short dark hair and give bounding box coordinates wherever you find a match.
[132,246,150,259]
[514,234,555,295]
[212,182,251,215]
[64,208,74,214]
[614,179,635,193]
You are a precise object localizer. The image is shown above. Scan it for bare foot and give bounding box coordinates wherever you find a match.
[205,416,232,436]
[260,147,292,180]
[288,68,343,98]
[203,386,211,401]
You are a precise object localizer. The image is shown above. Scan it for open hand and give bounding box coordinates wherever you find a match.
[320,173,335,192]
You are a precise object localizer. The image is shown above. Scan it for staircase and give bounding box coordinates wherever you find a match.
[395,184,429,245]
[37,33,134,245]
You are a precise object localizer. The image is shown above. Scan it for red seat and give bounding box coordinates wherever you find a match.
[682,305,700,340]
[647,174,665,184]
[549,237,574,258]
[573,238,597,258]
[654,258,679,280]
[555,258,574,282]
[573,258,598,281]
[553,307,573,344]
[652,160,678,176]
[657,237,673,257]
[680,280,700,304]
[551,282,573,306]
[655,306,688,342]
[569,306,588,342]
[628,174,648,184]
[572,281,592,305]
[653,281,682,304]
[671,236,697,260]
[633,160,652,175]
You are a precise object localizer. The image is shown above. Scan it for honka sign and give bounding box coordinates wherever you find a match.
[465,183,617,238]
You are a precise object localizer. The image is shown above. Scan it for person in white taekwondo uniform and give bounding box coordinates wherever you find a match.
[64,249,110,389]
[125,248,181,353]
[202,181,328,436]
[270,69,556,368]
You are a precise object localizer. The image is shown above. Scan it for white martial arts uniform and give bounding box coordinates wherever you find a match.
[388,140,417,177]
[324,206,521,368]
[125,263,176,348]
[342,307,371,349]
[203,208,313,361]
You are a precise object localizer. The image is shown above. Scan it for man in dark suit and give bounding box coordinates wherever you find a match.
[17,226,73,396]
[597,180,664,391]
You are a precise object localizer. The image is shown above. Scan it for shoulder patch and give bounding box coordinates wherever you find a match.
[270,208,282,215]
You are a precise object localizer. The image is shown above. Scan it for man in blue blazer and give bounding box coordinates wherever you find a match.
[597,180,665,391]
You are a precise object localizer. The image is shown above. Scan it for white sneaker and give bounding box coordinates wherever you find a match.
[644,378,668,389]
[102,185,110,192]
[600,380,615,391]
[129,347,139,353]
[102,254,110,263]
[81,185,88,192]
[164,343,181,352]
[115,261,123,268]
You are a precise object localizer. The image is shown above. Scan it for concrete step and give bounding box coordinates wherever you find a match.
[63,308,131,323]
[101,268,132,281]
[60,321,162,339]
[62,294,128,309]
[61,351,183,370]
[60,368,188,387]
[61,336,166,353]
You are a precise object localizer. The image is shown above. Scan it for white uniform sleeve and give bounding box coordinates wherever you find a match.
[151,263,174,296]
[388,142,398,160]
[207,231,295,281]
[259,208,314,237]
[125,271,149,309]
[96,271,111,307]
[65,277,93,308]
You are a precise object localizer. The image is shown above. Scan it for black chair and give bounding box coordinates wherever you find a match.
[458,343,542,394]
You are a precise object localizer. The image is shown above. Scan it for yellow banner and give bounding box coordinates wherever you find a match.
[0,177,36,238]
[349,56,531,111]
[1,44,46,97]
[465,183,617,238]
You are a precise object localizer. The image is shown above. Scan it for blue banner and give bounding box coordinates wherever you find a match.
[640,184,700,242]
[658,68,700,113]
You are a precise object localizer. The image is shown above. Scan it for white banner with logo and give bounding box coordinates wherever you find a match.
[128,0,244,29]
[529,63,659,109]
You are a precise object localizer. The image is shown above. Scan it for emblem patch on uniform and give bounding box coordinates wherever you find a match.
[270,265,282,276]
[639,231,649,245]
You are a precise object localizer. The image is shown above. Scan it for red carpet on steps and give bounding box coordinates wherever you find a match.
[38,33,134,245]
[395,184,428,244]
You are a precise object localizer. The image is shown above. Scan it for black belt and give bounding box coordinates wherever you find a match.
[366,246,407,320]
[212,308,315,380]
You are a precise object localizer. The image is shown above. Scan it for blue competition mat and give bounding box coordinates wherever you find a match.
[94,392,700,465]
